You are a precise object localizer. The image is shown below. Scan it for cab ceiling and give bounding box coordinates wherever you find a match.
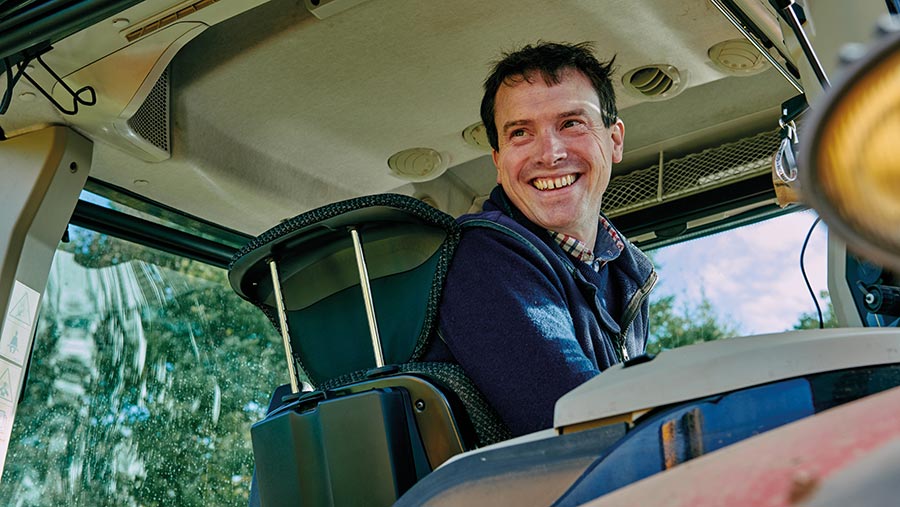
[1,0,797,235]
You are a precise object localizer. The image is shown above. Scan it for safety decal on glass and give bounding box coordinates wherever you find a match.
[0,281,40,366]
[0,280,39,477]
[0,357,23,473]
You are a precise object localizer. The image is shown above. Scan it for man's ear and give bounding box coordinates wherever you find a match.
[611,118,625,164]
[492,149,502,184]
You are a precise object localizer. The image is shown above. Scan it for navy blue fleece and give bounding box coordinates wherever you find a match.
[424,186,656,436]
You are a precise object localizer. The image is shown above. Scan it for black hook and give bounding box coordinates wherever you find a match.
[1,47,97,116]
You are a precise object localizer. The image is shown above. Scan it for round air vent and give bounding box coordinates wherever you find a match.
[622,64,685,101]
[462,121,492,151]
[387,147,447,182]
[708,39,768,75]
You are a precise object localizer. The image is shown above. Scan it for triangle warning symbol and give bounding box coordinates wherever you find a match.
[10,293,30,325]
[0,368,10,403]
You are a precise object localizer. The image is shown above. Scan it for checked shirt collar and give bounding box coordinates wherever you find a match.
[549,216,625,272]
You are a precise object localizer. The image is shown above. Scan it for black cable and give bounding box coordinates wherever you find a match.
[800,216,824,328]
[1,57,17,114]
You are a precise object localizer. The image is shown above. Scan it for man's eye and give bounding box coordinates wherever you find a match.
[562,119,583,129]
[510,129,526,138]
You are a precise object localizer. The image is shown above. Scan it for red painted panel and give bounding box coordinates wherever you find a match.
[584,385,900,507]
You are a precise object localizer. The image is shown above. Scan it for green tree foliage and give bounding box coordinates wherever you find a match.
[643,249,739,355]
[792,291,840,330]
[0,227,288,506]
[646,293,739,355]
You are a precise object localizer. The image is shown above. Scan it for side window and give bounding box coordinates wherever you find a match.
[0,225,287,506]
[647,209,835,354]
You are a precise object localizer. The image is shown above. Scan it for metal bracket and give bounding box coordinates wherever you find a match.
[769,0,831,89]
[709,0,803,93]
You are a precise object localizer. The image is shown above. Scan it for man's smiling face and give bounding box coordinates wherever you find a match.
[492,68,624,247]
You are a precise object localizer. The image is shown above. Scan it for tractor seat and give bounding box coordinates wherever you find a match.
[229,193,510,506]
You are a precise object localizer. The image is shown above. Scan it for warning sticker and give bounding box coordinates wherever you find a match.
[1,281,40,366]
[0,282,39,481]
[0,356,22,474]
[0,319,29,366]
[0,392,14,478]
[0,399,12,444]
[7,282,39,328]
[0,360,22,405]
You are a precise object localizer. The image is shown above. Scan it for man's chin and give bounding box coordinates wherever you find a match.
[530,213,579,233]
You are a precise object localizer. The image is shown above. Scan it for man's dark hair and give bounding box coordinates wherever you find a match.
[480,41,617,151]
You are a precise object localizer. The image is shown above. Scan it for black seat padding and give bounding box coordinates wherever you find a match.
[229,194,510,506]
[230,197,451,381]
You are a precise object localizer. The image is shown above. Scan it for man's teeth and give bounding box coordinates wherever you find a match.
[533,174,576,190]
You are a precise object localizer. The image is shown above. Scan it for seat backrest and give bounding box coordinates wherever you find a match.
[229,194,457,384]
[229,194,510,506]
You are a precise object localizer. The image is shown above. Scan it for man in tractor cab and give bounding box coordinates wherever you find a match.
[425,42,657,437]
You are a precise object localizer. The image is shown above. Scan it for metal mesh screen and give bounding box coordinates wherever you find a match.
[603,130,780,217]
[127,68,170,153]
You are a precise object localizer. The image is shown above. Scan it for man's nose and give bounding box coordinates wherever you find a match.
[536,130,567,167]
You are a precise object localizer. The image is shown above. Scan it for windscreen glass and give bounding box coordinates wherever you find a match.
[646,209,835,354]
[0,225,287,506]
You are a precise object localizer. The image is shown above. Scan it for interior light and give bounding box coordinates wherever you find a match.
[800,17,900,272]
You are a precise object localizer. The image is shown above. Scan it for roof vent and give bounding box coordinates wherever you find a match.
[708,39,768,75]
[124,0,221,42]
[462,122,492,152]
[622,65,685,101]
[387,147,447,182]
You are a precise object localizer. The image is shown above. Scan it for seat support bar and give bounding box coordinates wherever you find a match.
[268,258,301,393]
[349,227,385,368]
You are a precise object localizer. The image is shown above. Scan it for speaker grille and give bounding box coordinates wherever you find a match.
[603,130,780,217]
[127,68,170,154]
